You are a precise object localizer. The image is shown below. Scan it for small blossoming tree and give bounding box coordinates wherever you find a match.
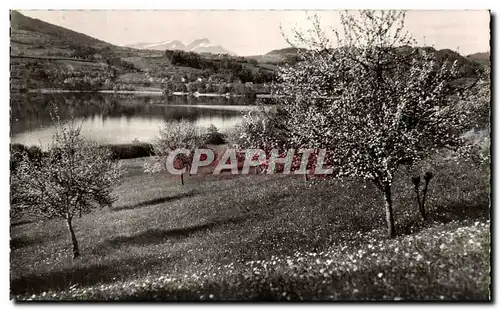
[10,115,122,259]
[145,120,204,185]
[270,10,477,237]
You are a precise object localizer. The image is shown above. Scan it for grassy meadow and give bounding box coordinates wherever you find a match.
[10,155,490,301]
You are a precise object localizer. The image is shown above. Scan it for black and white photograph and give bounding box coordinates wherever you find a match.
[8,7,491,301]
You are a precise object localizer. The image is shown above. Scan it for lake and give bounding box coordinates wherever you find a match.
[10,93,259,148]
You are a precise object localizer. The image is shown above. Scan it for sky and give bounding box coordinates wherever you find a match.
[18,10,490,56]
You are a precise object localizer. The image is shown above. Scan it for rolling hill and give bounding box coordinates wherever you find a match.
[9,10,488,95]
[251,46,486,76]
[10,10,162,59]
[10,11,164,92]
[9,11,276,94]
[246,47,306,64]
[10,11,111,49]
[466,52,490,68]
[11,10,113,58]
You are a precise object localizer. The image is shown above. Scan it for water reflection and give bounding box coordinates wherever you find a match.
[10,93,254,147]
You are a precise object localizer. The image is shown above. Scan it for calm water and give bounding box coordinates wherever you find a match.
[10,93,257,148]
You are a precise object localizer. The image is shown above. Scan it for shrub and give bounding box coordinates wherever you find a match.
[103,143,155,160]
[26,145,43,164]
[145,120,204,185]
[202,125,226,145]
[10,144,29,173]
[10,144,43,172]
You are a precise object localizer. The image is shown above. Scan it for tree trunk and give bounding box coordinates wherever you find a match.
[181,173,184,185]
[418,201,427,221]
[414,186,426,221]
[66,217,80,259]
[420,181,430,221]
[383,184,396,238]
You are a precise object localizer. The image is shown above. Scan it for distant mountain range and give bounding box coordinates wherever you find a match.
[254,46,490,71]
[10,9,489,80]
[125,38,235,55]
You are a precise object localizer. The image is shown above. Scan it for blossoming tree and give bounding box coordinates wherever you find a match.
[11,116,122,259]
[145,120,204,185]
[271,10,475,237]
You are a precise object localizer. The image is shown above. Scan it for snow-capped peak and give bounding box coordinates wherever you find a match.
[194,41,216,49]
[126,38,234,55]
[143,40,175,49]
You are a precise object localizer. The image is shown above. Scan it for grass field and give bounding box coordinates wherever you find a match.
[10,156,490,301]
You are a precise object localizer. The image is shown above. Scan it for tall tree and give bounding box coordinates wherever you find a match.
[271,10,473,237]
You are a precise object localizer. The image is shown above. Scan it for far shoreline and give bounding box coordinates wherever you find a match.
[25,89,276,99]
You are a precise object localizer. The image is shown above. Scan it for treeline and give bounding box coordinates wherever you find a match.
[67,45,143,70]
[10,143,155,169]
[10,55,141,92]
[162,79,271,99]
[164,50,276,84]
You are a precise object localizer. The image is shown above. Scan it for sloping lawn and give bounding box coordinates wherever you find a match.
[10,157,490,300]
